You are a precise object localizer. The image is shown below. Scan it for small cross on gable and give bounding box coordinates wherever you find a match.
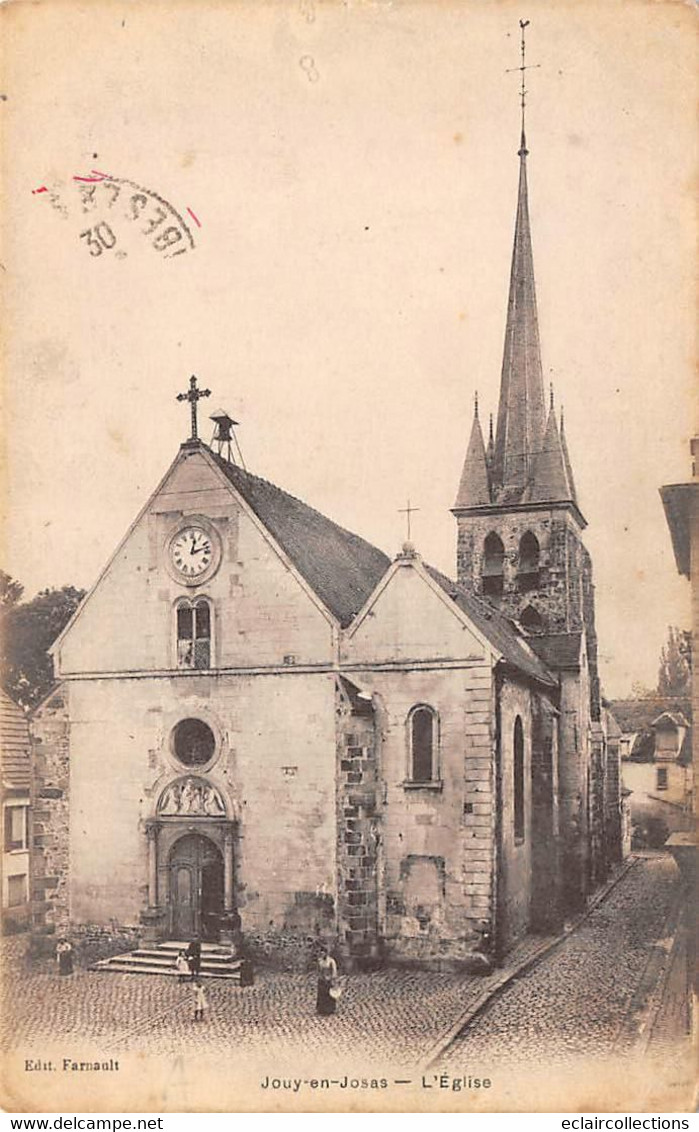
[398,499,420,543]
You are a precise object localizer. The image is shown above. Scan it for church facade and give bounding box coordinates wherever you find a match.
[29,119,622,971]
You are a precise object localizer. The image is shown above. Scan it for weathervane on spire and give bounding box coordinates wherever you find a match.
[177,375,211,441]
[506,19,540,156]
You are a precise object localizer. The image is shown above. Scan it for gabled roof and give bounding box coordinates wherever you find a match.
[1,690,31,792]
[652,710,689,730]
[626,725,693,766]
[210,449,391,628]
[213,446,555,686]
[424,565,556,687]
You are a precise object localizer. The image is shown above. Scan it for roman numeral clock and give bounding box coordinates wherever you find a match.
[166,520,221,586]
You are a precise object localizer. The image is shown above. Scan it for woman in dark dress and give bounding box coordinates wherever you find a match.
[56,939,74,976]
[316,945,338,1016]
[185,937,202,981]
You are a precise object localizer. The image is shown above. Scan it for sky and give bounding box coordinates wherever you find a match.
[2,0,696,698]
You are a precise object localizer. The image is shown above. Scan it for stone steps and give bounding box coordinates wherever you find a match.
[92,941,248,982]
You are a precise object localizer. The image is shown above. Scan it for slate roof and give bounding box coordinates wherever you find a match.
[491,149,547,496]
[608,697,692,734]
[210,450,391,627]
[454,412,491,510]
[1,690,31,792]
[528,633,583,672]
[424,566,556,687]
[209,446,556,686]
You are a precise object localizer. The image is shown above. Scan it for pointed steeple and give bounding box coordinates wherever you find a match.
[491,125,547,495]
[528,388,572,503]
[559,407,578,505]
[454,393,491,509]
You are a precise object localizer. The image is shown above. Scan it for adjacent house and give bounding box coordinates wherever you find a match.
[1,690,32,929]
[610,698,693,845]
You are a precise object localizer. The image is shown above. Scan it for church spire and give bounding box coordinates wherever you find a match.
[491,22,546,495]
[454,392,491,509]
[529,386,573,504]
[559,406,578,505]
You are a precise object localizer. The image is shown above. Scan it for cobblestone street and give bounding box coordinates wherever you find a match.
[442,855,682,1068]
[1,855,692,1111]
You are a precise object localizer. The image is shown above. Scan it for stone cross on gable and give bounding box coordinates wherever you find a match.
[177,375,211,441]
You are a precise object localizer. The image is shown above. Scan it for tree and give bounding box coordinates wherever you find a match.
[0,570,24,609]
[657,625,691,698]
[1,583,86,708]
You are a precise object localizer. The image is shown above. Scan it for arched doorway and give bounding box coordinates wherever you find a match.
[168,833,224,941]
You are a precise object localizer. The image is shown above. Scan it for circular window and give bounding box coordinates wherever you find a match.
[172,718,216,767]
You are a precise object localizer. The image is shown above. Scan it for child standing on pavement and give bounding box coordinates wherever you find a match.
[193,979,207,1022]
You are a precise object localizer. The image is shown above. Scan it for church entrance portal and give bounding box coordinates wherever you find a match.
[168,833,224,941]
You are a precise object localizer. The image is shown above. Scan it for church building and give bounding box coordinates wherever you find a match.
[29,98,622,972]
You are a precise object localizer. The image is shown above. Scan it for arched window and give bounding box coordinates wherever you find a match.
[514,716,525,843]
[520,605,544,633]
[517,531,540,591]
[409,706,437,783]
[482,533,505,596]
[176,598,212,669]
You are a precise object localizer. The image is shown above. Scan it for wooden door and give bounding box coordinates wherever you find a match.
[171,862,196,938]
[169,833,224,940]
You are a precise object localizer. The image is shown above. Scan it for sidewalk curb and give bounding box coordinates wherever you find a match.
[417,856,639,1072]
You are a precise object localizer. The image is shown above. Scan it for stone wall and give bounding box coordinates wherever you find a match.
[495,677,533,957]
[30,687,71,935]
[70,673,337,931]
[455,506,601,721]
[335,678,381,969]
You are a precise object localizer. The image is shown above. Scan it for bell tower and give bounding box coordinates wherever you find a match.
[451,30,599,716]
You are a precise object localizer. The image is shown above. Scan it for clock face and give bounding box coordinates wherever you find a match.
[170,526,216,580]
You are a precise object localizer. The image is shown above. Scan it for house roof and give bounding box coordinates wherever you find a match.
[210,449,391,628]
[608,697,692,734]
[528,632,583,672]
[652,710,689,729]
[1,690,31,792]
[626,726,693,766]
[210,446,556,686]
[660,481,698,578]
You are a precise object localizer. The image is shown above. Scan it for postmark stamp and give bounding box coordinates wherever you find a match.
[32,169,200,261]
